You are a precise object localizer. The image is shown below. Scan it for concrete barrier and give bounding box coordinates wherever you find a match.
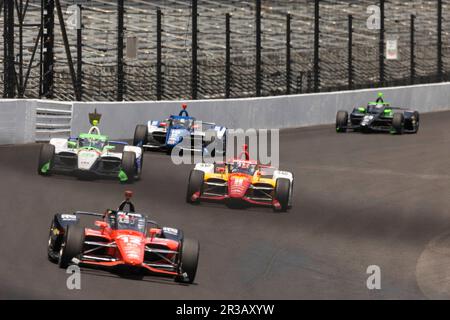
[70,82,450,140]
[0,100,36,144]
[1,82,450,143]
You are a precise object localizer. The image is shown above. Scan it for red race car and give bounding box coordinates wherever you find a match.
[186,145,294,212]
[47,191,199,284]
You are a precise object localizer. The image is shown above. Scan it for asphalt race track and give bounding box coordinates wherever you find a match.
[2,110,450,299]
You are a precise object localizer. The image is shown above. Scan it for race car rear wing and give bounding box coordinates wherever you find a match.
[74,210,104,218]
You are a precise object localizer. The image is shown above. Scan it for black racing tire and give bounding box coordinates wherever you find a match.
[136,152,144,180]
[38,144,55,176]
[413,111,420,134]
[134,148,144,181]
[186,170,204,204]
[392,113,405,135]
[175,238,200,284]
[274,178,291,213]
[47,219,62,263]
[336,111,348,133]
[121,151,136,183]
[288,177,294,209]
[58,224,84,269]
[133,125,148,147]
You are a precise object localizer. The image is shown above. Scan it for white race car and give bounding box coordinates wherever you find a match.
[38,124,143,183]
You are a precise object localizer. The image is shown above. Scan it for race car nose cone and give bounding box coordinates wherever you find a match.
[126,258,141,266]
[228,175,251,198]
[116,236,145,266]
[122,251,144,266]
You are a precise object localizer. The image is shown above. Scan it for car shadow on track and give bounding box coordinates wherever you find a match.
[39,174,141,186]
[78,267,197,287]
[188,201,290,215]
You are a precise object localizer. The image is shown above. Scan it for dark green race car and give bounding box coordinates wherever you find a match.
[336,94,420,134]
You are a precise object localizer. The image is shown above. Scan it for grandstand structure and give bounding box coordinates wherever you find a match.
[1,0,449,101]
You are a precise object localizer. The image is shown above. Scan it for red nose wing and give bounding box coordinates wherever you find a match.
[228,174,252,198]
[115,234,145,265]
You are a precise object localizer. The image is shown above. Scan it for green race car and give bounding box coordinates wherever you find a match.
[336,93,420,134]
[38,114,144,183]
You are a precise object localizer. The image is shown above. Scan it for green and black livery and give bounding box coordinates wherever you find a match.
[336,94,420,134]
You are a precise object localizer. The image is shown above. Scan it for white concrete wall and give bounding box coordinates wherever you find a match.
[0,100,36,144]
[71,82,450,140]
[1,82,450,144]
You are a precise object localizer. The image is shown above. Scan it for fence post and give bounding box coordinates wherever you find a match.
[55,0,78,100]
[76,4,82,101]
[191,0,198,100]
[3,0,15,98]
[18,0,23,97]
[379,0,385,85]
[156,9,162,100]
[42,0,54,98]
[313,0,320,92]
[437,0,443,81]
[225,13,231,99]
[307,71,312,93]
[286,13,291,95]
[117,0,124,101]
[410,14,416,85]
[255,0,262,96]
[348,14,353,90]
[296,74,303,94]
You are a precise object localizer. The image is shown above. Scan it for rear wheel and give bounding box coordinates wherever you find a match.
[175,238,200,284]
[274,178,291,212]
[336,111,348,133]
[186,170,204,204]
[121,151,136,183]
[38,144,55,176]
[413,111,420,133]
[133,125,148,147]
[58,224,84,268]
[392,113,404,134]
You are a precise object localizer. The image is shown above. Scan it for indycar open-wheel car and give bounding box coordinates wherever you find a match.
[47,191,200,284]
[38,111,143,183]
[186,145,294,212]
[335,93,420,134]
[133,104,227,157]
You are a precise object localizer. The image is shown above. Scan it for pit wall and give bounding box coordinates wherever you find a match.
[1,82,450,143]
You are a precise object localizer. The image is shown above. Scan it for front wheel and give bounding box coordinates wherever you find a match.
[48,219,63,263]
[412,111,420,134]
[186,170,204,204]
[58,224,84,268]
[38,144,55,176]
[336,111,348,133]
[175,238,200,284]
[135,153,144,180]
[121,151,137,183]
[391,113,404,135]
[274,178,291,212]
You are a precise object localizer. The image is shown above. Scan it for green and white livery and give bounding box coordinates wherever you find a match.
[38,120,143,183]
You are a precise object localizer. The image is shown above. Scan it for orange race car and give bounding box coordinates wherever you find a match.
[47,191,199,284]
